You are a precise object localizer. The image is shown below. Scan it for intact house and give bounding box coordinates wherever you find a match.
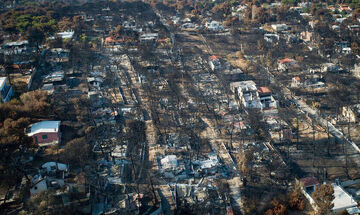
[26,121,61,146]
[291,76,302,88]
[208,55,222,71]
[270,2,282,7]
[341,47,352,55]
[48,31,74,40]
[264,33,279,43]
[300,13,312,19]
[278,58,299,72]
[139,33,158,43]
[0,76,14,103]
[230,81,262,109]
[257,87,278,110]
[205,21,224,31]
[332,183,358,214]
[104,36,130,47]
[271,24,288,32]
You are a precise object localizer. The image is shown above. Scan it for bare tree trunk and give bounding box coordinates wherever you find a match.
[327,121,330,156]
[347,106,351,141]
[149,177,158,205]
[312,119,316,167]
[296,113,299,149]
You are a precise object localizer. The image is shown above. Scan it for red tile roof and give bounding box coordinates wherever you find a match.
[105,36,128,43]
[294,76,301,82]
[156,38,167,43]
[279,58,295,64]
[209,55,221,60]
[300,177,319,187]
[226,206,234,215]
[257,87,271,94]
[105,36,115,43]
[7,64,20,69]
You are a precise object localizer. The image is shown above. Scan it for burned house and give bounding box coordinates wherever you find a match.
[30,162,69,196]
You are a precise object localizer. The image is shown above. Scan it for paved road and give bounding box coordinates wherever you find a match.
[155,11,244,213]
[187,32,244,213]
[200,117,243,211]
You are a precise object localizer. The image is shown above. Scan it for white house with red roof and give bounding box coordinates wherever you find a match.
[209,55,222,71]
[278,58,298,72]
[257,87,278,109]
[26,121,61,146]
[291,76,302,88]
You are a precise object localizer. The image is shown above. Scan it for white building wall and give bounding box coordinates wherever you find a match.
[30,180,48,195]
